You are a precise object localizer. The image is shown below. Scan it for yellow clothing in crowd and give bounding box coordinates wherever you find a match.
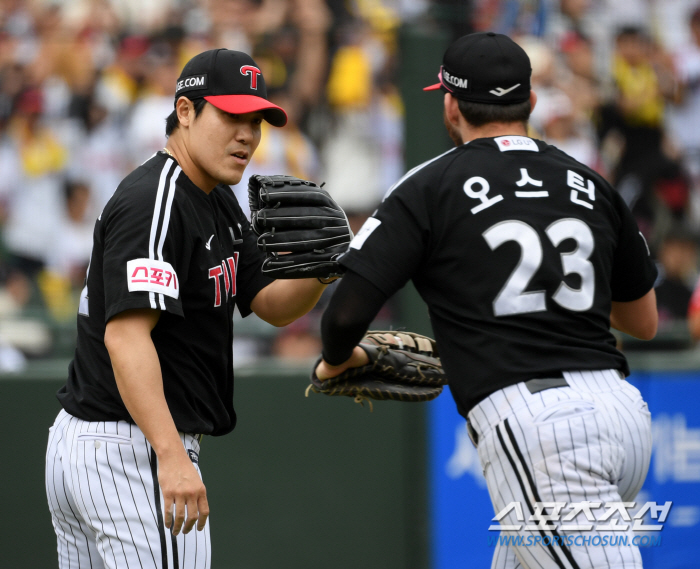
[612,55,664,127]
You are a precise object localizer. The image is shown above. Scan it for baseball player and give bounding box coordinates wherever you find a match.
[316,33,658,569]
[45,49,335,568]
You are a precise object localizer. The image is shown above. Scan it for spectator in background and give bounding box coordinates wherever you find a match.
[541,90,601,170]
[96,35,150,117]
[686,270,700,343]
[39,179,94,321]
[47,180,93,289]
[520,34,601,170]
[3,87,67,277]
[667,5,700,229]
[598,26,679,238]
[656,227,698,327]
[558,31,600,131]
[322,14,404,231]
[126,43,179,164]
[64,92,129,214]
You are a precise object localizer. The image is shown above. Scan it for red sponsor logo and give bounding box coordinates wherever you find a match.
[502,140,511,146]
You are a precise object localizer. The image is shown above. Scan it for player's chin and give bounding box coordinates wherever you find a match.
[216,166,246,186]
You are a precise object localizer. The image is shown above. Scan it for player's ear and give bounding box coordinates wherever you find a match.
[444,93,461,126]
[529,90,537,114]
[175,97,194,129]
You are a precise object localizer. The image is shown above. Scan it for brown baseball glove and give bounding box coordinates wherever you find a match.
[306,331,447,410]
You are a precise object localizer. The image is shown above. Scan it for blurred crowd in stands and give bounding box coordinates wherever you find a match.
[3,0,700,369]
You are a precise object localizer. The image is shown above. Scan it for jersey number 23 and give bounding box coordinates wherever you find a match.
[483,218,595,316]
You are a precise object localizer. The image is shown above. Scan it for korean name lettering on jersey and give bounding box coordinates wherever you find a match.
[567,170,596,209]
[209,253,239,307]
[463,167,596,214]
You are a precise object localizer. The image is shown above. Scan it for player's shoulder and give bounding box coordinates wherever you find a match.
[382,145,465,200]
[102,152,180,223]
[384,136,567,196]
[110,153,176,205]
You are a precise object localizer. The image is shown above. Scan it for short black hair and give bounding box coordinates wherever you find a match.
[64,179,89,202]
[616,25,648,41]
[165,97,208,137]
[457,98,531,128]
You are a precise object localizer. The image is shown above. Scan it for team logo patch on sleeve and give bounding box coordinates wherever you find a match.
[127,259,179,299]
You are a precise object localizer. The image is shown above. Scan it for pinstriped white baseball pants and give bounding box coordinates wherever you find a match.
[45,409,210,569]
[468,370,652,569]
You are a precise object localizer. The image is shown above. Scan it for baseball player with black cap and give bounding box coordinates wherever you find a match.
[316,33,658,569]
[45,49,334,568]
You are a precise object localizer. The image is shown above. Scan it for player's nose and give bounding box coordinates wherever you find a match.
[233,119,257,144]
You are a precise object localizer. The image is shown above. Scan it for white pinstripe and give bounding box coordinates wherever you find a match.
[469,370,651,569]
[46,409,210,569]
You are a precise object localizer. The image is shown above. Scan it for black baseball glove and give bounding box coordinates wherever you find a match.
[306,331,447,410]
[248,175,352,279]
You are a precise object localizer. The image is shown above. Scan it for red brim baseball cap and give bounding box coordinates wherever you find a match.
[423,66,451,93]
[204,95,287,127]
[423,32,531,105]
[175,49,288,127]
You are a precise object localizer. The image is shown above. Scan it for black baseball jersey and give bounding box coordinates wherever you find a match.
[339,136,657,418]
[57,152,271,436]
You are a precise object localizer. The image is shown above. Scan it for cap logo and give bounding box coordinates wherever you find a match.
[442,68,468,89]
[176,74,208,94]
[240,65,261,90]
[490,84,521,97]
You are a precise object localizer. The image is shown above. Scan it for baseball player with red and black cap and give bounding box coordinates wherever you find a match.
[46,49,332,569]
[317,32,658,569]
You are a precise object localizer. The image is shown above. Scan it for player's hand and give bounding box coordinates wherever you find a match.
[158,450,209,536]
[315,346,369,380]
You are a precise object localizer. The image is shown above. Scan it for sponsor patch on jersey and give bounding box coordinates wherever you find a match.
[350,217,381,250]
[126,259,179,299]
[494,136,539,152]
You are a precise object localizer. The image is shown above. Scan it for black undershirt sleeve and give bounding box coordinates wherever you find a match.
[321,269,389,365]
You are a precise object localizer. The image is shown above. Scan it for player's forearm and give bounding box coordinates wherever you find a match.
[610,288,658,340]
[250,278,327,326]
[105,311,185,458]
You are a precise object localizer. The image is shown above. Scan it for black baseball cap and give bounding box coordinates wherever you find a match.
[424,32,531,105]
[175,49,287,127]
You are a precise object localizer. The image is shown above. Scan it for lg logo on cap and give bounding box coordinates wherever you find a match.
[240,65,261,89]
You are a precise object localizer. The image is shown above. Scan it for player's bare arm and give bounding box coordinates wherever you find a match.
[250,278,329,327]
[610,287,658,340]
[105,308,209,536]
[315,346,369,380]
